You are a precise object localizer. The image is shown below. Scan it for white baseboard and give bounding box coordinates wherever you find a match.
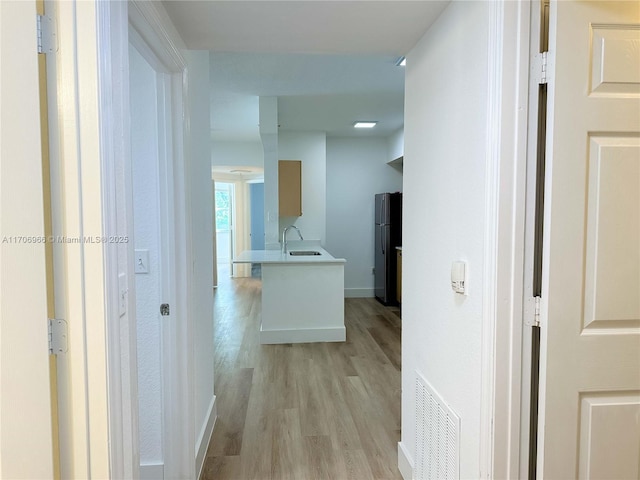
[344,288,374,298]
[398,441,414,480]
[140,463,164,480]
[260,326,346,344]
[196,395,217,479]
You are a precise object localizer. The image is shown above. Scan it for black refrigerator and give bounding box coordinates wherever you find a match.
[374,192,402,305]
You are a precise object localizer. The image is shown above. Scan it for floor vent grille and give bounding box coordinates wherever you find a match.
[414,371,460,480]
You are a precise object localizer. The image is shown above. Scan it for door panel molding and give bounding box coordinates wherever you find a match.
[578,391,640,479]
[589,25,640,98]
[582,134,640,333]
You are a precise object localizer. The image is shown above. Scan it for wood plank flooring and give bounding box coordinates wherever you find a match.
[202,273,402,480]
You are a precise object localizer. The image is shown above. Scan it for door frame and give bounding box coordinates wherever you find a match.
[128,20,182,478]
[519,1,546,478]
[44,1,117,476]
[49,1,138,476]
[213,174,252,278]
[45,0,194,476]
[479,1,532,478]
[127,2,194,478]
[213,180,235,271]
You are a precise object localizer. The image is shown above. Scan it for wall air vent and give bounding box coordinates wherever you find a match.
[414,371,460,480]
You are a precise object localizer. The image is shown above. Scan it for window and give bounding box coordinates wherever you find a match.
[215,188,231,231]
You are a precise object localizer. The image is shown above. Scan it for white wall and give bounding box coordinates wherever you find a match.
[388,127,404,162]
[326,137,402,297]
[130,45,163,466]
[401,2,491,478]
[278,131,327,244]
[185,50,215,467]
[259,97,279,248]
[211,140,263,168]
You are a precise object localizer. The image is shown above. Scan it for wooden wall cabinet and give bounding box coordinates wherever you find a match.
[279,160,302,217]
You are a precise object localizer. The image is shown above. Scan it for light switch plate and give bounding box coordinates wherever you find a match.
[135,249,150,274]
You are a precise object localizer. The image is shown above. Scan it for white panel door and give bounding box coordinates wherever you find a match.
[539,1,640,478]
[0,1,55,478]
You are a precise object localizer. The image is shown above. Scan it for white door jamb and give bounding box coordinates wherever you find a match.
[479,1,531,478]
[128,2,194,478]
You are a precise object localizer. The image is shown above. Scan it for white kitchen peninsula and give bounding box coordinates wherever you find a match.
[234,245,346,344]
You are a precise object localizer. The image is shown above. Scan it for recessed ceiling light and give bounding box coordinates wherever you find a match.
[396,56,406,67]
[354,121,378,129]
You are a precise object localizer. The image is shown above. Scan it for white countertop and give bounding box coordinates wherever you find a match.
[234,245,345,265]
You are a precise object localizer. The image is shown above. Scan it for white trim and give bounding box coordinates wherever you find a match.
[344,288,374,298]
[156,68,176,479]
[260,326,346,344]
[140,463,164,480]
[479,1,532,479]
[479,2,504,475]
[169,56,195,480]
[128,1,185,71]
[95,1,140,477]
[482,1,532,479]
[496,2,531,478]
[195,396,217,479]
[397,442,414,480]
[128,2,194,478]
[50,1,113,476]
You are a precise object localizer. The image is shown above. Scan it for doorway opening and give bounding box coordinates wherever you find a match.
[212,167,265,283]
[130,39,172,477]
[215,182,235,280]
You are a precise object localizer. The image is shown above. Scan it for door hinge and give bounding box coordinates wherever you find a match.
[160,303,170,316]
[36,14,56,54]
[48,318,68,355]
[533,296,541,327]
[533,51,549,85]
[525,296,542,328]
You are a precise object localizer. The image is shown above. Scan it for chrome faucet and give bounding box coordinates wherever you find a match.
[282,225,303,253]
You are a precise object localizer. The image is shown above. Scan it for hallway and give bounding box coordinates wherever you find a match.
[202,274,402,479]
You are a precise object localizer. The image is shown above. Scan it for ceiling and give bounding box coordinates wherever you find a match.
[211,165,264,182]
[162,1,449,141]
[209,53,406,140]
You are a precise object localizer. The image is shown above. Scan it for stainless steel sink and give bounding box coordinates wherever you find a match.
[289,250,321,256]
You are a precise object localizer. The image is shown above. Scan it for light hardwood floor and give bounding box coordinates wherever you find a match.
[202,272,402,480]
